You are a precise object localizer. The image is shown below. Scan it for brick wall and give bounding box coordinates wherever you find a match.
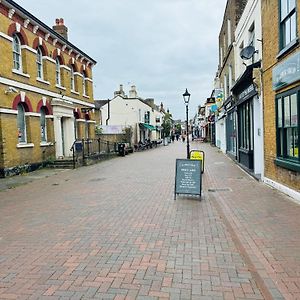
[262,0,300,190]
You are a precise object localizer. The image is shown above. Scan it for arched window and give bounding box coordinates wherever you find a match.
[82,71,88,96]
[70,65,75,91]
[55,57,61,85]
[36,47,43,79]
[13,34,22,71]
[17,103,26,143]
[40,107,47,142]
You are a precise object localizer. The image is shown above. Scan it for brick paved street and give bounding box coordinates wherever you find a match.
[0,141,299,299]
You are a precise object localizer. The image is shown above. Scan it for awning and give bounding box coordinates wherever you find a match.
[139,123,156,131]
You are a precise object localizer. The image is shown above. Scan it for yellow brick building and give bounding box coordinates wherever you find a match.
[0,0,97,177]
[262,0,300,197]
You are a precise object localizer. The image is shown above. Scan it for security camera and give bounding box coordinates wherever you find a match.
[9,87,18,93]
[5,86,19,94]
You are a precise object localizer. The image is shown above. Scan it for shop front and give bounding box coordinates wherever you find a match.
[232,61,263,176]
[224,97,237,160]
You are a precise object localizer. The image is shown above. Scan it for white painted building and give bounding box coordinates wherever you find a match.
[233,0,263,178]
[99,85,163,144]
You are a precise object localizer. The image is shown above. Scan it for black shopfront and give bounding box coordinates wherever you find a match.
[231,62,260,171]
[224,96,237,160]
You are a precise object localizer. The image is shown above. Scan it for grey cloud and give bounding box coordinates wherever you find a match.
[17,0,226,119]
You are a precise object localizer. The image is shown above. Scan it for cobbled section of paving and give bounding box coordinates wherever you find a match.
[0,141,298,299]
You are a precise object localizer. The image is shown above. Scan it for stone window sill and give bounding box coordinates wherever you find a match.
[12,69,30,78]
[71,89,79,95]
[55,84,66,90]
[277,38,299,59]
[17,143,34,148]
[36,77,50,85]
[40,142,53,147]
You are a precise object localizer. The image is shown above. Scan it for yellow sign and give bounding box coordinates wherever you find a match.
[190,150,205,173]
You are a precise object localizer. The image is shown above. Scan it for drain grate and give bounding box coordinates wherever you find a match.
[208,188,232,192]
[89,178,106,182]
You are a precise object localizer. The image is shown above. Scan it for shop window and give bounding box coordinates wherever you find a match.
[36,47,43,79]
[40,107,47,142]
[239,101,253,151]
[17,103,26,143]
[276,89,299,165]
[12,34,22,71]
[279,0,297,49]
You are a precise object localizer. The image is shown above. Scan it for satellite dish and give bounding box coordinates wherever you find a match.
[240,45,257,60]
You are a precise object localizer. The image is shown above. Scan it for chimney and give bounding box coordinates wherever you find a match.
[53,18,68,40]
[114,84,126,97]
[129,85,137,98]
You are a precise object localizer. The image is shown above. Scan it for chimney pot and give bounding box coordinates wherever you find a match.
[53,18,68,40]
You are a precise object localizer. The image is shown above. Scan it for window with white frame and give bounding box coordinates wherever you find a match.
[40,107,47,142]
[36,47,43,79]
[17,103,26,143]
[55,58,61,85]
[13,34,22,71]
[82,71,88,96]
[280,0,297,49]
[227,19,232,46]
[70,65,75,91]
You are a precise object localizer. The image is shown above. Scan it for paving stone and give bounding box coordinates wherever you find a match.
[0,142,299,299]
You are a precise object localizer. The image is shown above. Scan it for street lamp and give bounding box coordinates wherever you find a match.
[182,88,190,159]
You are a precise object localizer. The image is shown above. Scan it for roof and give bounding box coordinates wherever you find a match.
[94,100,109,109]
[4,0,97,65]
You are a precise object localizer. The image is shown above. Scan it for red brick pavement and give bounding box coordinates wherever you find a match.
[0,141,298,299]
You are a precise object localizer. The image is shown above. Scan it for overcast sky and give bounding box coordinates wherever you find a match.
[18,0,226,120]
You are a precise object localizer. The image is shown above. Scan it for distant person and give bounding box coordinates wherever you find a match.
[171,134,175,143]
[176,133,179,141]
[182,134,186,142]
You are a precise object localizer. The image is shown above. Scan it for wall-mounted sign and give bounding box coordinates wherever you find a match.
[273,51,300,90]
[236,84,257,105]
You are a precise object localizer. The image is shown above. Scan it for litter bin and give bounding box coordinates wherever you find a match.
[118,143,126,156]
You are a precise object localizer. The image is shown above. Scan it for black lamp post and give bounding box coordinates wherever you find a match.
[182,88,191,159]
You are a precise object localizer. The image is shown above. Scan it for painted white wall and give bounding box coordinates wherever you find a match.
[100,95,163,143]
[216,118,226,153]
[235,0,262,75]
[234,0,264,178]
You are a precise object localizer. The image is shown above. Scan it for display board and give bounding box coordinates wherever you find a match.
[190,150,205,173]
[175,159,202,200]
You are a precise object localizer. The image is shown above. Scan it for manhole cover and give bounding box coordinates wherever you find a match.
[208,188,231,192]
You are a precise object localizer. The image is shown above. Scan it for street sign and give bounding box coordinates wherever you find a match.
[175,159,202,200]
[190,150,205,173]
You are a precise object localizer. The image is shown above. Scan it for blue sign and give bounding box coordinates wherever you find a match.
[273,51,300,90]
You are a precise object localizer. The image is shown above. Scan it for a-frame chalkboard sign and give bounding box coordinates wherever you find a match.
[174,159,202,200]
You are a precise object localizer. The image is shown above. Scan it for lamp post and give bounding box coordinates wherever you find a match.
[182,88,190,159]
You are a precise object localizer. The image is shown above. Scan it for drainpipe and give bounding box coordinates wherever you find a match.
[106,99,110,125]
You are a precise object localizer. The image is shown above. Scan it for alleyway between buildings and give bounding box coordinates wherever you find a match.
[0,141,299,300]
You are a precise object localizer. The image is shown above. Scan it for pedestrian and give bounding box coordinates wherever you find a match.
[182,134,186,143]
[171,134,175,143]
[176,133,179,141]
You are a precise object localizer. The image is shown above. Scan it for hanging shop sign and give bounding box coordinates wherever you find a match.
[273,51,300,91]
